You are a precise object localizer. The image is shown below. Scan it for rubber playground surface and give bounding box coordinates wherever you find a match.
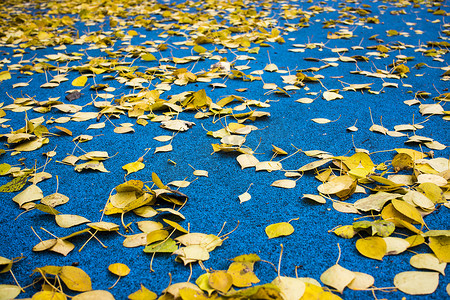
[0,0,449,299]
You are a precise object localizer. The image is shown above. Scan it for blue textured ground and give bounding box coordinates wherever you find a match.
[0,0,449,299]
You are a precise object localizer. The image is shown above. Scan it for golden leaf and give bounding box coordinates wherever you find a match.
[355,237,386,260]
[108,263,130,277]
[59,266,92,292]
[71,75,88,87]
[122,161,145,175]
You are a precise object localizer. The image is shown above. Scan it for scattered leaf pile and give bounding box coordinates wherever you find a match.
[0,0,449,298]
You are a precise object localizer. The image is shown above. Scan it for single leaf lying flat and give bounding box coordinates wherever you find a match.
[59,266,92,292]
[122,161,145,175]
[271,276,306,299]
[323,91,343,101]
[347,272,375,290]
[0,175,29,193]
[12,184,43,207]
[72,290,115,300]
[239,192,251,204]
[271,179,296,189]
[128,284,157,300]
[320,264,355,293]
[394,271,439,295]
[311,118,331,124]
[428,236,450,263]
[72,75,88,87]
[227,261,260,288]
[209,271,233,293]
[55,214,90,228]
[265,222,294,239]
[108,263,130,277]
[410,253,446,275]
[355,237,386,260]
[0,284,21,300]
[302,194,326,204]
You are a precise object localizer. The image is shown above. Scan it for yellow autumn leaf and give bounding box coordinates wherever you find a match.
[381,203,414,228]
[179,287,209,300]
[195,273,216,296]
[227,262,260,287]
[208,271,233,293]
[355,236,386,261]
[163,219,188,234]
[394,271,439,295]
[391,199,425,225]
[32,291,67,300]
[347,272,375,290]
[0,285,21,300]
[395,148,427,160]
[108,263,130,277]
[128,284,157,300]
[151,172,167,189]
[405,235,425,247]
[302,282,342,299]
[265,222,294,239]
[122,161,145,175]
[141,53,156,61]
[332,225,357,239]
[146,230,169,245]
[72,290,115,300]
[71,75,88,87]
[428,236,450,263]
[0,71,12,82]
[272,144,287,155]
[410,253,447,274]
[271,276,305,299]
[320,264,355,293]
[193,45,207,53]
[59,266,92,292]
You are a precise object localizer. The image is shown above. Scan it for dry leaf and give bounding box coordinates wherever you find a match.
[356,237,386,260]
[410,254,446,275]
[239,192,251,204]
[323,91,343,101]
[72,75,88,87]
[55,214,90,228]
[72,290,115,300]
[271,179,296,189]
[394,271,439,295]
[320,264,355,293]
[302,194,326,204]
[154,144,173,153]
[108,263,130,277]
[347,272,375,290]
[265,222,294,239]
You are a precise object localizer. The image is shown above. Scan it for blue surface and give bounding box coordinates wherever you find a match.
[0,0,449,299]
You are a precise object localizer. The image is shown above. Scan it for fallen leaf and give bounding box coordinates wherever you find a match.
[108,263,130,277]
[394,271,439,295]
[122,161,145,175]
[72,290,115,300]
[72,75,88,87]
[320,264,355,293]
[59,266,92,292]
[355,236,386,260]
[271,179,296,189]
[347,272,375,290]
[410,253,446,275]
[265,222,294,239]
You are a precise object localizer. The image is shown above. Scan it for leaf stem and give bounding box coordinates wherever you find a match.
[277,244,283,278]
[336,243,341,265]
[10,270,25,293]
